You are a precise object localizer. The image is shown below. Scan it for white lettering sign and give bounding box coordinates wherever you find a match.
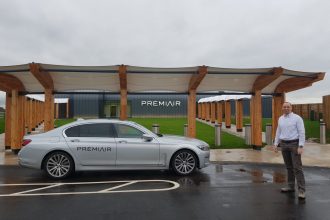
[141,100,181,107]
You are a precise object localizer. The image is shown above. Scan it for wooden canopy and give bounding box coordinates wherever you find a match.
[0,63,324,93]
[0,63,325,151]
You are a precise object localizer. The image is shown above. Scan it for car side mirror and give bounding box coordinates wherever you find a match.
[142,134,154,142]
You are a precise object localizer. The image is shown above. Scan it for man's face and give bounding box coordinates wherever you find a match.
[282,103,292,115]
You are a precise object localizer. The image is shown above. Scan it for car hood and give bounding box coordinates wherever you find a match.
[159,134,208,146]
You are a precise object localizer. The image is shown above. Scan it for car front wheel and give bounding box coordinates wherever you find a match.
[171,150,197,175]
[44,151,74,179]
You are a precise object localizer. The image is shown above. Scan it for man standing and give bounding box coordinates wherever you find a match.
[273,102,306,199]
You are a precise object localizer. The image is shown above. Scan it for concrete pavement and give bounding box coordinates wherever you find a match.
[210,143,330,168]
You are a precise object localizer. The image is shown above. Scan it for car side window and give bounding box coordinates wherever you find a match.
[65,126,80,137]
[65,123,115,138]
[114,124,144,138]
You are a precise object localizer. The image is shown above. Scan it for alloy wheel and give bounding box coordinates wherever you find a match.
[173,151,196,175]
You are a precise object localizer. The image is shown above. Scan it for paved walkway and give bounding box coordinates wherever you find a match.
[211,143,330,167]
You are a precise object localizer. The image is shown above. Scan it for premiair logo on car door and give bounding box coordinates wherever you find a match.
[77,147,112,152]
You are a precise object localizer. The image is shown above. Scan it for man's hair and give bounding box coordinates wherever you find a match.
[283,101,292,106]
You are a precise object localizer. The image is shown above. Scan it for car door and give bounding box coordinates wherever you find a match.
[64,123,117,166]
[114,123,160,166]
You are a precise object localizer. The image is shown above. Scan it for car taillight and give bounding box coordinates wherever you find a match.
[22,139,32,146]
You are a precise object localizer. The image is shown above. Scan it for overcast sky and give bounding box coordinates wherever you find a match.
[1,0,330,107]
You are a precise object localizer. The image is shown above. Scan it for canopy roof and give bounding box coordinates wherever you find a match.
[198,95,252,103]
[0,63,325,94]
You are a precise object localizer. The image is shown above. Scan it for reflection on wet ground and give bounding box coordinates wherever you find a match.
[235,167,286,183]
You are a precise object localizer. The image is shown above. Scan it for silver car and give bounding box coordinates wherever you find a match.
[18,119,210,179]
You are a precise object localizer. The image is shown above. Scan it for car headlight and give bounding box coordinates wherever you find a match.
[197,144,209,151]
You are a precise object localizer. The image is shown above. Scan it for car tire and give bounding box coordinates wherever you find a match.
[171,150,197,175]
[43,151,74,179]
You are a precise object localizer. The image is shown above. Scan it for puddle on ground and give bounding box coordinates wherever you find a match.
[215,164,223,173]
[236,168,286,183]
[273,171,286,183]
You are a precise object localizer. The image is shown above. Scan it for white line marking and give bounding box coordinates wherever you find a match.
[11,184,63,195]
[99,181,138,192]
[0,180,131,186]
[0,180,180,197]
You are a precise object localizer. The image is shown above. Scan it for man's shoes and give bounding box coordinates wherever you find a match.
[281,187,295,193]
[298,191,306,199]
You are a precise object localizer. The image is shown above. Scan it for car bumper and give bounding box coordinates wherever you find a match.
[198,150,210,169]
[18,148,42,169]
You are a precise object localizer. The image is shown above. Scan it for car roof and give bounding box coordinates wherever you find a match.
[64,119,139,127]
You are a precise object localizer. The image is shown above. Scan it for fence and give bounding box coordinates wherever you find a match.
[0,112,4,119]
[292,104,323,121]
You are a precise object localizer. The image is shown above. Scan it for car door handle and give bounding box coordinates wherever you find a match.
[71,139,80,142]
[118,140,127,144]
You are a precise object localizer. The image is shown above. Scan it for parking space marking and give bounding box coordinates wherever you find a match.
[99,181,138,192]
[11,183,63,195]
[0,180,180,197]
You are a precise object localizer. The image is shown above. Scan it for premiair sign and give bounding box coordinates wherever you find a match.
[141,100,181,107]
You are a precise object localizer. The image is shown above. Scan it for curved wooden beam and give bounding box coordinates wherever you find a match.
[252,67,283,92]
[275,72,325,93]
[188,66,207,91]
[0,73,25,92]
[0,82,11,93]
[29,63,54,90]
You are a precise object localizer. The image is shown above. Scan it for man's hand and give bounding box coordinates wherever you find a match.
[272,145,278,153]
[297,147,304,155]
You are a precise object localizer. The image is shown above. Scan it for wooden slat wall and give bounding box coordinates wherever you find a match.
[292,103,323,120]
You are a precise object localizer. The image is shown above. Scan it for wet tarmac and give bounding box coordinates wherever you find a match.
[1,163,330,220]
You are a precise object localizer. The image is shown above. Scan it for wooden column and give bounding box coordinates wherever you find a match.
[41,101,44,123]
[5,93,11,149]
[28,99,33,133]
[120,89,127,120]
[188,90,196,137]
[210,102,216,123]
[202,103,206,120]
[38,102,41,123]
[44,89,54,131]
[66,101,70,118]
[187,65,207,137]
[36,101,39,124]
[225,100,231,128]
[217,101,223,124]
[19,96,25,139]
[323,95,330,130]
[10,90,23,153]
[24,97,29,133]
[235,99,243,132]
[32,99,37,130]
[119,65,127,120]
[250,90,263,148]
[206,102,210,121]
[272,94,285,138]
[38,101,42,123]
[55,103,59,119]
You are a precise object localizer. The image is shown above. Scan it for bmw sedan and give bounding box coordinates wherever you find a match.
[18,119,210,179]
